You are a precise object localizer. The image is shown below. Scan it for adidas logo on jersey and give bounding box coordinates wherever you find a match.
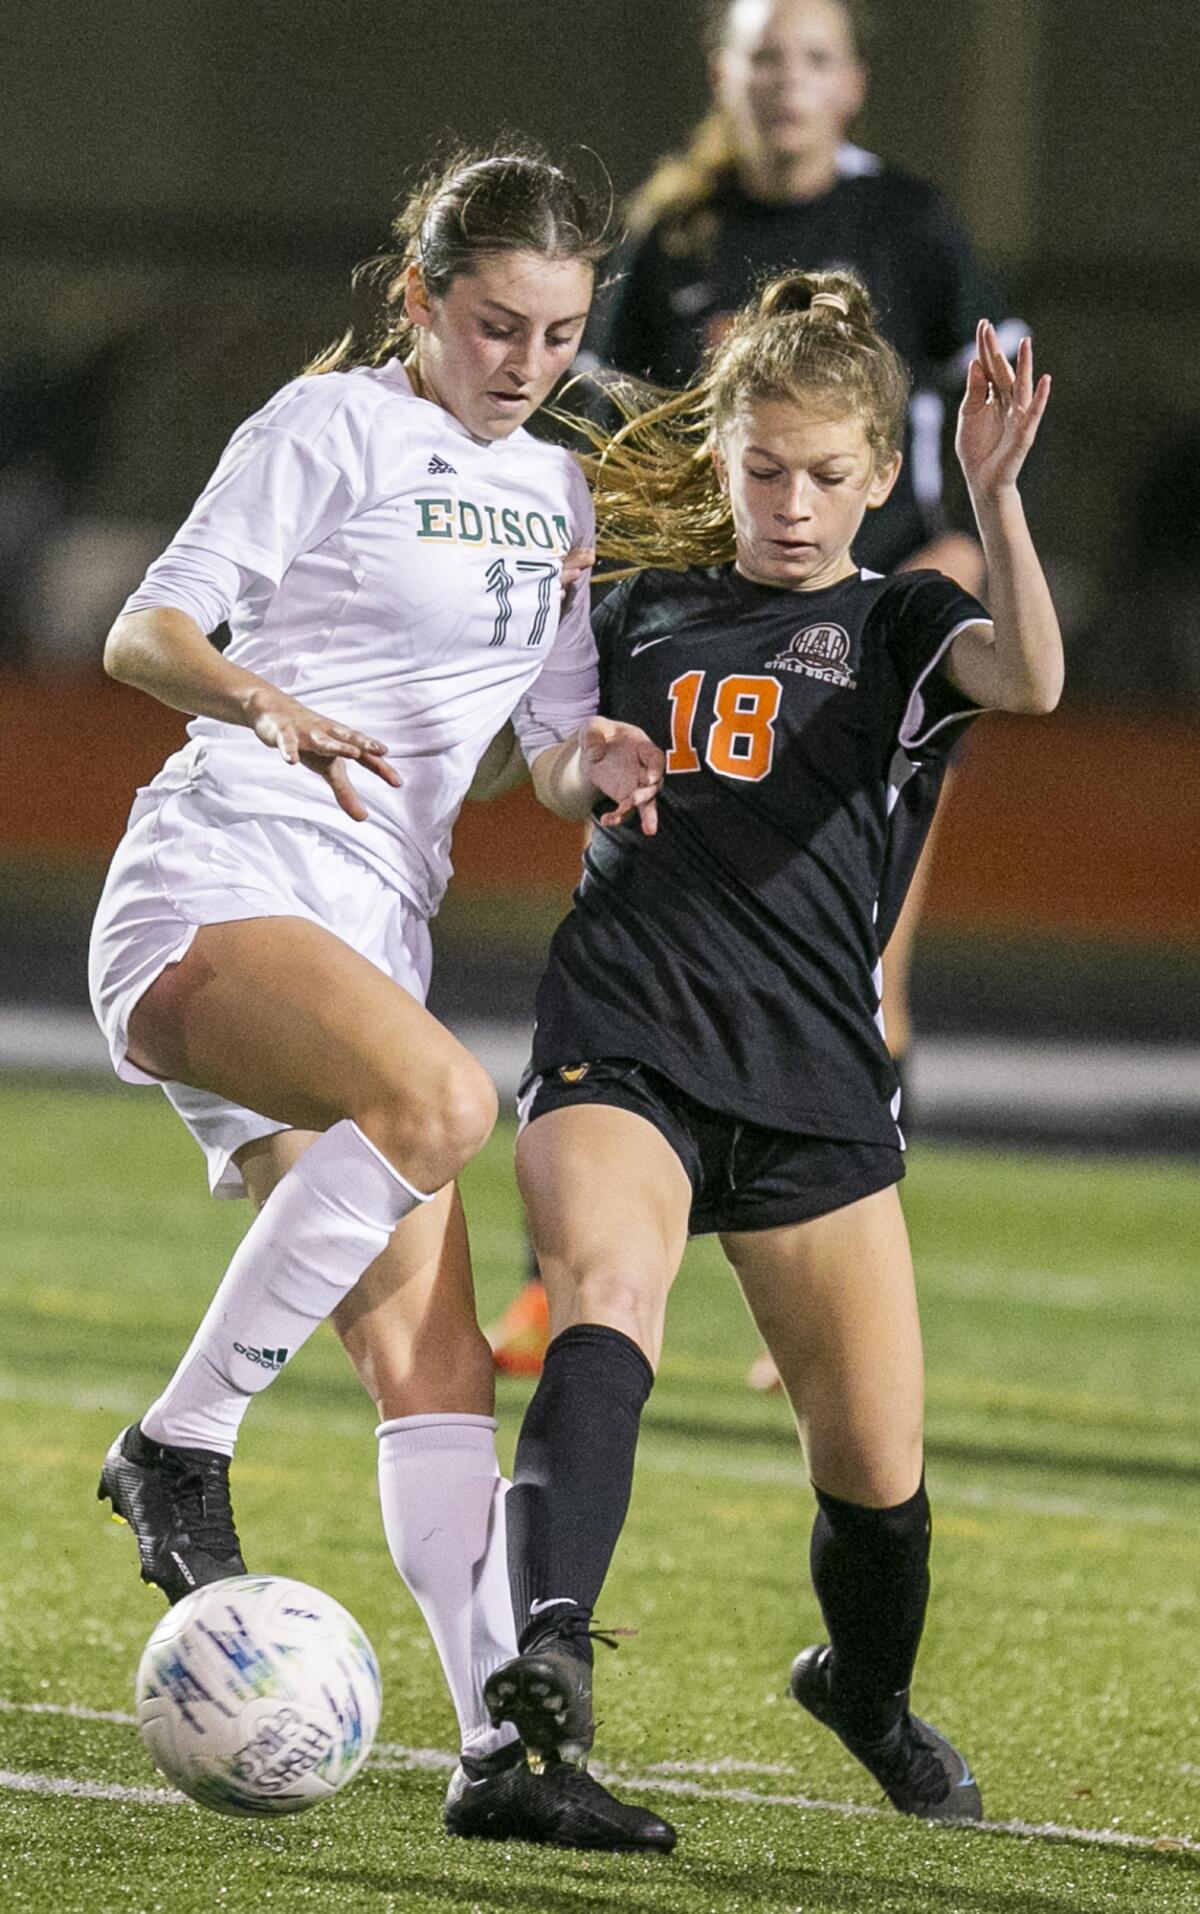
[427,455,457,475]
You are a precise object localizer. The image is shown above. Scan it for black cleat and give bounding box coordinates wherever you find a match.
[97,1422,245,1605]
[444,1744,675,1851]
[484,1640,595,1764]
[790,1644,982,1821]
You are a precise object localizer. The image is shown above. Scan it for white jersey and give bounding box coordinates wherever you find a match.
[123,360,598,915]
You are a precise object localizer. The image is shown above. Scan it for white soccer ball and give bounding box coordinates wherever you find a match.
[135,1574,382,1816]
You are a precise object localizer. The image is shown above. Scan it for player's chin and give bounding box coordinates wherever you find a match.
[756,543,823,584]
[478,394,537,437]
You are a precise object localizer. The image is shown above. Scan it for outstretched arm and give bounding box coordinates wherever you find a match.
[531,717,663,835]
[105,607,400,822]
[945,320,1063,715]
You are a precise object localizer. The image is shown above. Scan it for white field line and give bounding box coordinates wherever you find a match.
[0,1698,136,1726]
[0,1768,186,1806]
[1,1698,1197,1858]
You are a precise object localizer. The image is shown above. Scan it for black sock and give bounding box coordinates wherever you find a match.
[810,1478,931,1739]
[506,1323,654,1662]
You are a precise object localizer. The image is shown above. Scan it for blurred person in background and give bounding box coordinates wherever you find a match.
[88,145,673,1853]
[489,0,1006,1387]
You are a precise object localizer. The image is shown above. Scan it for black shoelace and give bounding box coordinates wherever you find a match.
[162,1451,242,1559]
[540,1612,635,1656]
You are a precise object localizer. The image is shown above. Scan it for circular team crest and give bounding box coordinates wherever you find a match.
[767,623,857,688]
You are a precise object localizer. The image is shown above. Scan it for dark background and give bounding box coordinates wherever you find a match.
[2,0,1197,1149]
[3,0,1197,596]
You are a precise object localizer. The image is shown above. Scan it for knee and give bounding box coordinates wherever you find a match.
[544,1261,666,1369]
[359,1056,498,1188]
[425,1063,499,1171]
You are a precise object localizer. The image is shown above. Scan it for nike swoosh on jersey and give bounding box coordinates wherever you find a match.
[630,635,673,656]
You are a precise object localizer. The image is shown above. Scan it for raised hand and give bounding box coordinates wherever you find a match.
[581,716,664,836]
[248,691,402,823]
[956,319,1051,500]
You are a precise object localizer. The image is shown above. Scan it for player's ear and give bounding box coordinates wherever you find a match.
[404,264,434,332]
[839,55,867,126]
[710,436,729,495]
[866,450,902,510]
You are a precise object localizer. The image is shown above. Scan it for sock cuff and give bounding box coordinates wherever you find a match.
[348,1120,436,1205]
[813,1475,930,1542]
[544,1322,655,1396]
[376,1412,498,1443]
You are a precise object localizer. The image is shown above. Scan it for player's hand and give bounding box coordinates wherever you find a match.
[246,691,402,823]
[560,545,595,609]
[956,320,1051,499]
[581,716,664,836]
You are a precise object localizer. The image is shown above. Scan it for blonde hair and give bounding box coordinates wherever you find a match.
[629,0,872,243]
[307,144,612,376]
[560,268,906,575]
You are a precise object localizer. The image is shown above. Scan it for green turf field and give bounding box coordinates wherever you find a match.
[1,1082,1198,1912]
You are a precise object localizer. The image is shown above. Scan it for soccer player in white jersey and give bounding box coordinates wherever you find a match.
[89,147,674,1852]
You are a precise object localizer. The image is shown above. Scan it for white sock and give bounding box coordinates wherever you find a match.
[377,1413,520,1761]
[143,1120,431,1454]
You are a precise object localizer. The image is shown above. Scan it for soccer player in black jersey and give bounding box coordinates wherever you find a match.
[484,270,1061,1822]
[488,0,1003,1385]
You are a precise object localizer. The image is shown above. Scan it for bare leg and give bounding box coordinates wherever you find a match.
[130,914,497,1191]
[723,1185,922,1503]
[516,1104,692,1367]
[720,1190,981,1819]
[726,1185,925,1700]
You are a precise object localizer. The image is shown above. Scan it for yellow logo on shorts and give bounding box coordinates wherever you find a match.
[558,1064,591,1083]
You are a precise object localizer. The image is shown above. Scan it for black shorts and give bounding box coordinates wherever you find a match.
[520,1058,904,1236]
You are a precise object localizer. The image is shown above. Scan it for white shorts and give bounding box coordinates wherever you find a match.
[89,785,432,1200]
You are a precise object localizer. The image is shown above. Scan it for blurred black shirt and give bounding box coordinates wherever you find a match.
[599,148,986,573]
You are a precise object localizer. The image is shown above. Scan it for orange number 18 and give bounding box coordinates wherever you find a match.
[666,671,781,783]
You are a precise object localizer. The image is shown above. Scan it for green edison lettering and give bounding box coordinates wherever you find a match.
[415,497,572,553]
[416,497,455,539]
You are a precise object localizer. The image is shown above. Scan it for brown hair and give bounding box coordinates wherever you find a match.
[561,268,907,574]
[307,144,612,375]
[629,0,873,243]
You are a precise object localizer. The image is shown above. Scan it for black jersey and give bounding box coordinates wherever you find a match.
[531,564,987,1144]
[600,151,985,573]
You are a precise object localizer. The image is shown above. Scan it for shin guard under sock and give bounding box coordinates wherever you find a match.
[810,1478,931,1738]
[143,1120,431,1454]
[505,1323,654,1659]
[377,1413,519,1760]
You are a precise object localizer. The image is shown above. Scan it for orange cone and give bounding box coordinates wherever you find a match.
[487,1279,551,1377]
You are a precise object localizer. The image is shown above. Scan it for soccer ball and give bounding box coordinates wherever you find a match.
[135,1574,382,1816]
